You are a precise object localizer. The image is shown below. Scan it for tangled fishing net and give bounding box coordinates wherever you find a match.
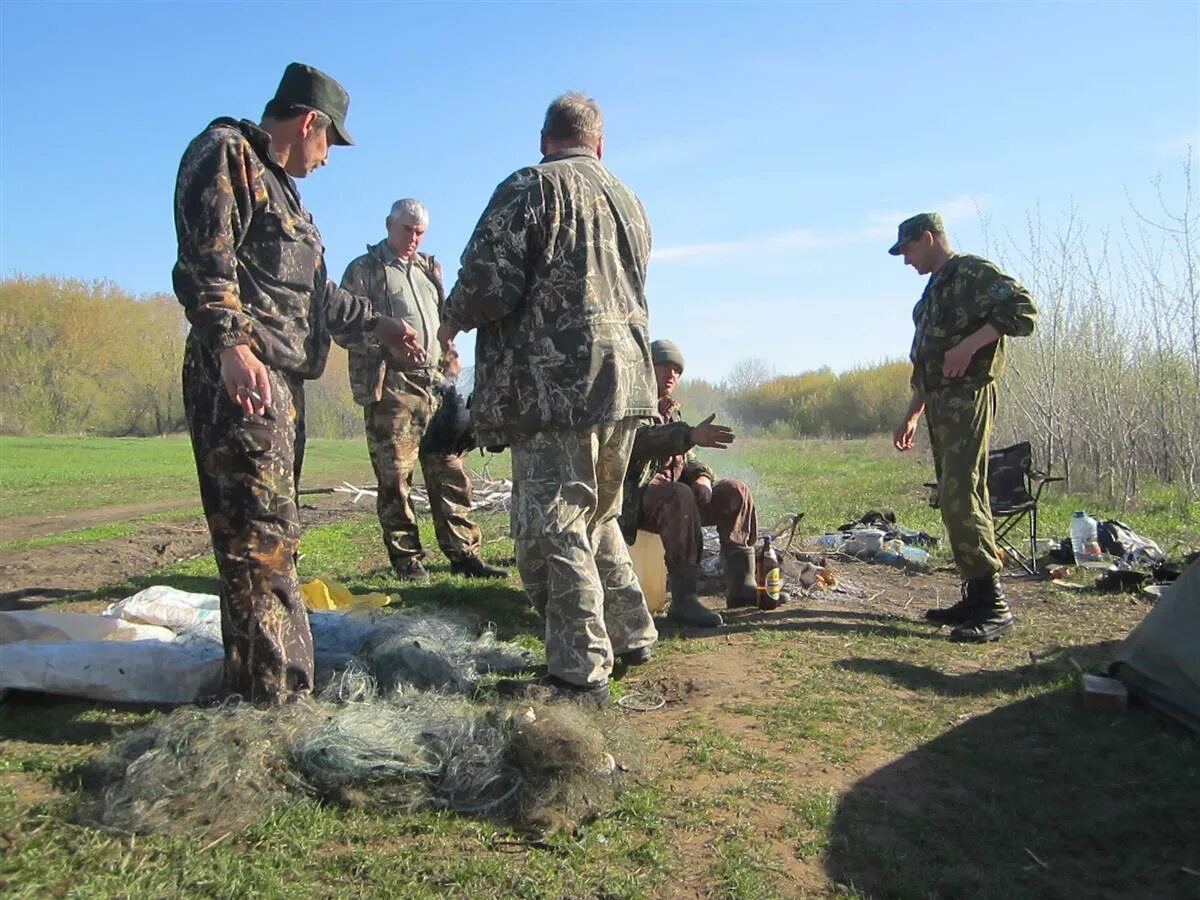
[82,631,634,837]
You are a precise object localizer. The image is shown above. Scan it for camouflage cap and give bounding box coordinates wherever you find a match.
[651,339,685,372]
[271,62,354,146]
[888,212,944,256]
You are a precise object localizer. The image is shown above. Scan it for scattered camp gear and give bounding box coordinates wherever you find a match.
[925,441,1063,575]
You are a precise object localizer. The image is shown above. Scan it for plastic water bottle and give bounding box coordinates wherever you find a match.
[899,545,930,565]
[1070,511,1105,568]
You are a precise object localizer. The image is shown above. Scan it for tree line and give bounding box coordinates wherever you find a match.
[2,162,1194,506]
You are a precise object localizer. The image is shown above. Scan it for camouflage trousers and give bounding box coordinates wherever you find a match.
[510,419,658,687]
[639,476,757,569]
[925,382,1002,580]
[364,377,480,571]
[183,343,313,704]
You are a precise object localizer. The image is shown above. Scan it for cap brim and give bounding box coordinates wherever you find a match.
[329,118,353,146]
[888,240,903,256]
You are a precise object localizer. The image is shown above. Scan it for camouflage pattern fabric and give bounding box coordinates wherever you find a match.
[925,383,1003,580]
[363,372,434,569]
[173,118,379,379]
[909,254,1037,394]
[183,344,313,703]
[442,147,656,448]
[618,398,715,546]
[340,242,445,405]
[510,420,657,687]
[173,116,383,704]
[421,450,482,561]
[639,477,757,568]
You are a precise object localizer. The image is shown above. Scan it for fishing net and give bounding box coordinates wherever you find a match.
[81,676,633,838]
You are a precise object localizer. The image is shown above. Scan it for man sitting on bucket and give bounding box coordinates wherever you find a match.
[619,339,760,628]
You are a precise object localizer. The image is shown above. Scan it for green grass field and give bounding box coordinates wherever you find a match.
[1,435,1197,898]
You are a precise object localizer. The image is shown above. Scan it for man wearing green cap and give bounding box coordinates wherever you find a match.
[173,62,424,704]
[438,92,656,705]
[890,212,1037,642]
[618,339,760,628]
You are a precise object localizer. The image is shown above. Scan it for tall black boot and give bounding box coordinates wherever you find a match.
[667,564,723,628]
[723,545,759,608]
[950,577,1014,642]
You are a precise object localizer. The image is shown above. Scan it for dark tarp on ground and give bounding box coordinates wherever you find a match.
[1111,559,1200,732]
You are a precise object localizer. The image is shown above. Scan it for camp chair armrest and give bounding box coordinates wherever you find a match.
[1031,473,1064,485]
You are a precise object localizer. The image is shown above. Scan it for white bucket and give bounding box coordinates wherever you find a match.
[846,528,886,555]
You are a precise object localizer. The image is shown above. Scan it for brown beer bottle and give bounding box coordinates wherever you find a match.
[756,535,783,610]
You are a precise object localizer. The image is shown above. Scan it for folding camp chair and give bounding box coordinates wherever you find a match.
[925,441,1064,575]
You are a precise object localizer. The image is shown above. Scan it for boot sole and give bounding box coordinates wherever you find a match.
[949,618,1015,643]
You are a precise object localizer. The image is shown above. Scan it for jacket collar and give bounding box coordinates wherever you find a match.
[540,146,599,164]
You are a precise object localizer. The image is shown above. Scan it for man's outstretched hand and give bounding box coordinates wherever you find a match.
[375,316,426,365]
[691,413,735,449]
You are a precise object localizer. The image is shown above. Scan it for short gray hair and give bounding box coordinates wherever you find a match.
[262,101,331,131]
[388,198,428,226]
[541,92,603,146]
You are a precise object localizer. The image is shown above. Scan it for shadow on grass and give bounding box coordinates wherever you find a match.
[833,641,1125,696]
[825,687,1200,900]
[0,692,163,746]
[710,605,945,642]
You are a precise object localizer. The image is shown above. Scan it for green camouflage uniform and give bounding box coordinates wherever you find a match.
[340,243,481,570]
[443,146,657,687]
[620,398,757,566]
[910,253,1037,580]
[173,118,381,703]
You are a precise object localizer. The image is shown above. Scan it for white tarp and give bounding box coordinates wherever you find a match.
[0,587,392,705]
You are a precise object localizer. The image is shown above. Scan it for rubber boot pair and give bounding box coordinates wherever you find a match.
[926,575,1014,642]
[723,545,759,608]
[667,563,723,628]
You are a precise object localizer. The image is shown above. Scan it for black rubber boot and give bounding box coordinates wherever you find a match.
[723,546,759,608]
[450,554,509,579]
[667,564,723,628]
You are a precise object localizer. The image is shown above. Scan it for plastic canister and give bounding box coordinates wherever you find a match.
[630,530,668,613]
[899,545,930,565]
[1069,511,1106,568]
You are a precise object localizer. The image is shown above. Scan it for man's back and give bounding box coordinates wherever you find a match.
[446,146,655,445]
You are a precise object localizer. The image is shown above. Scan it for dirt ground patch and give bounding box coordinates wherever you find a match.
[0,498,352,611]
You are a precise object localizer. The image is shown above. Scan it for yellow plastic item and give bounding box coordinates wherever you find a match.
[629,530,668,614]
[300,578,391,611]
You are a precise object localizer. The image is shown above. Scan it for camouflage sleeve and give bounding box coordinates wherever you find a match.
[630,420,694,461]
[172,131,258,350]
[442,169,542,332]
[332,255,382,352]
[682,455,716,484]
[319,257,380,340]
[972,260,1037,337]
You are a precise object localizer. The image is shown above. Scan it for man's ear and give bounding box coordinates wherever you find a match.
[595,137,604,160]
[299,109,320,137]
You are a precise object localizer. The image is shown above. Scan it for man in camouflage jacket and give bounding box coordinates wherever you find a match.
[891,212,1037,643]
[619,339,759,628]
[173,63,422,704]
[340,199,506,582]
[438,92,657,704]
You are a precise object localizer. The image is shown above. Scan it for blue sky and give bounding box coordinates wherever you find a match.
[1,1,1196,382]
